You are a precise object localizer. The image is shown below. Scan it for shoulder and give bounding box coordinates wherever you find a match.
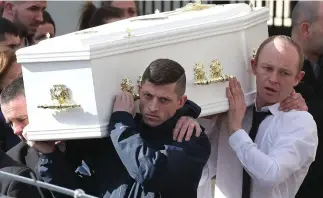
[6,142,29,164]
[275,110,317,140]
[278,110,316,127]
[173,129,211,159]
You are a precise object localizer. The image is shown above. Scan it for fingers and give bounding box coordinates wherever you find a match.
[177,118,190,142]
[194,124,202,138]
[229,78,238,97]
[173,117,202,142]
[173,117,185,140]
[184,122,195,141]
[236,79,244,99]
[280,93,301,111]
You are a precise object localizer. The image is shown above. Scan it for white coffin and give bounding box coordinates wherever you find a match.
[16,2,269,141]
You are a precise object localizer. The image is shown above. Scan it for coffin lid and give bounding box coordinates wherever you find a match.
[16,3,269,63]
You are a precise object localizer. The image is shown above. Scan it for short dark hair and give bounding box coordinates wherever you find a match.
[0,76,25,104]
[42,10,56,35]
[291,1,319,29]
[0,17,20,42]
[101,0,140,15]
[254,35,304,72]
[141,59,186,96]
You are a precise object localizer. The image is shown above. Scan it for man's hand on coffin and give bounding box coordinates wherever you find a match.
[22,131,56,154]
[172,116,202,142]
[226,78,246,136]
[279,89,308,112]
[113,91,136,117]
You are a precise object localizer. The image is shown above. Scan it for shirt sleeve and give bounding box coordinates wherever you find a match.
[228,112,318,187]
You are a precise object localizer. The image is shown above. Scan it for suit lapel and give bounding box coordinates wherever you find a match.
[25,147,40,171]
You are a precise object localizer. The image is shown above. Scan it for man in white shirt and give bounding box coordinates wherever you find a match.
[224,35,318,198]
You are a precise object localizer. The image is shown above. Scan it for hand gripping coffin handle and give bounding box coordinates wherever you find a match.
[193,59,234,85]
[37,84,81,111]
[120,77,141,100]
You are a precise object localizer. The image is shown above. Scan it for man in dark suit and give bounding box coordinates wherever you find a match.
[0,149,42,197]
[291,2,323,197]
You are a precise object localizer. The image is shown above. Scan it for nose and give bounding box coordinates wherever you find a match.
[35,11,43,22]
[149,98,159,112]
[269,71,279,84]
[12,124,23,136]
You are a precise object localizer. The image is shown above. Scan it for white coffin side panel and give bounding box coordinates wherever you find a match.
[17,4,269,141]
[21,61,106,140]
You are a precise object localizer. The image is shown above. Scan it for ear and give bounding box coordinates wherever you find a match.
[178,95,187,109]
[4,2,15,16]
[300,22,311,39]
[251,58,257,75]
[294,71,305,86]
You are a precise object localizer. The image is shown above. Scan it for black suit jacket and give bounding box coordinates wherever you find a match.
[6,142,40,174]
[6,142,54,198]
[295,59,323,198]
[0,150,42,198]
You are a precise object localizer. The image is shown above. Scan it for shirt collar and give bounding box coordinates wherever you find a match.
[254,103,280,115]
[253,95,280,115]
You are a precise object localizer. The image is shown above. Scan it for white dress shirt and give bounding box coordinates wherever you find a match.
[197,117,220,198]
[228,103,318,198]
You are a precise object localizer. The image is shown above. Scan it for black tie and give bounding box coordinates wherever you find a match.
[241,107,272,198]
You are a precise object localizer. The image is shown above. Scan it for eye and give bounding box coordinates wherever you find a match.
[144,92,152,99]
[281,71,290,76]
[264,67,272,71]
[159,98,169,104]
[17,117,27,123]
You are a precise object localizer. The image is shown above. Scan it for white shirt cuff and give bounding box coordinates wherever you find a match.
[229,129,253,151]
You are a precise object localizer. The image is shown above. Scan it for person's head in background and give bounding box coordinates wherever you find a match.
[2,1,47,38]
[101,0,138,18]
[79,1,124,30]
[0,47,21,92]
[0,76,27,140]
[0,18,21,50]
[33,10,55,44]
[291,1,323,63]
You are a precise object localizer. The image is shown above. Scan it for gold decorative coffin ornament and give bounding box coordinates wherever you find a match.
[193,59,234,85]
[209,59,234,83]
[37,85,81,111]
[193,62,209,85]
[181,0,214,11]
[120,77,141,100]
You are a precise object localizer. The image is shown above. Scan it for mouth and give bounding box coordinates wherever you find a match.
[145,114,159,120]
[264,87,278,94]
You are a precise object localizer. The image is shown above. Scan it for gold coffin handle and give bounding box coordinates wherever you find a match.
[37,84,81,111]
[37,104,81,110]
[193,59,234,85]
[121,77,141,100]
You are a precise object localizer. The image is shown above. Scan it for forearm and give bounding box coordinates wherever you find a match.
[229,129,293,187]
[38,149,80,192]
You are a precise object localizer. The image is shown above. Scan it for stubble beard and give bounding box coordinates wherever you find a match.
[13,11,28,38]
